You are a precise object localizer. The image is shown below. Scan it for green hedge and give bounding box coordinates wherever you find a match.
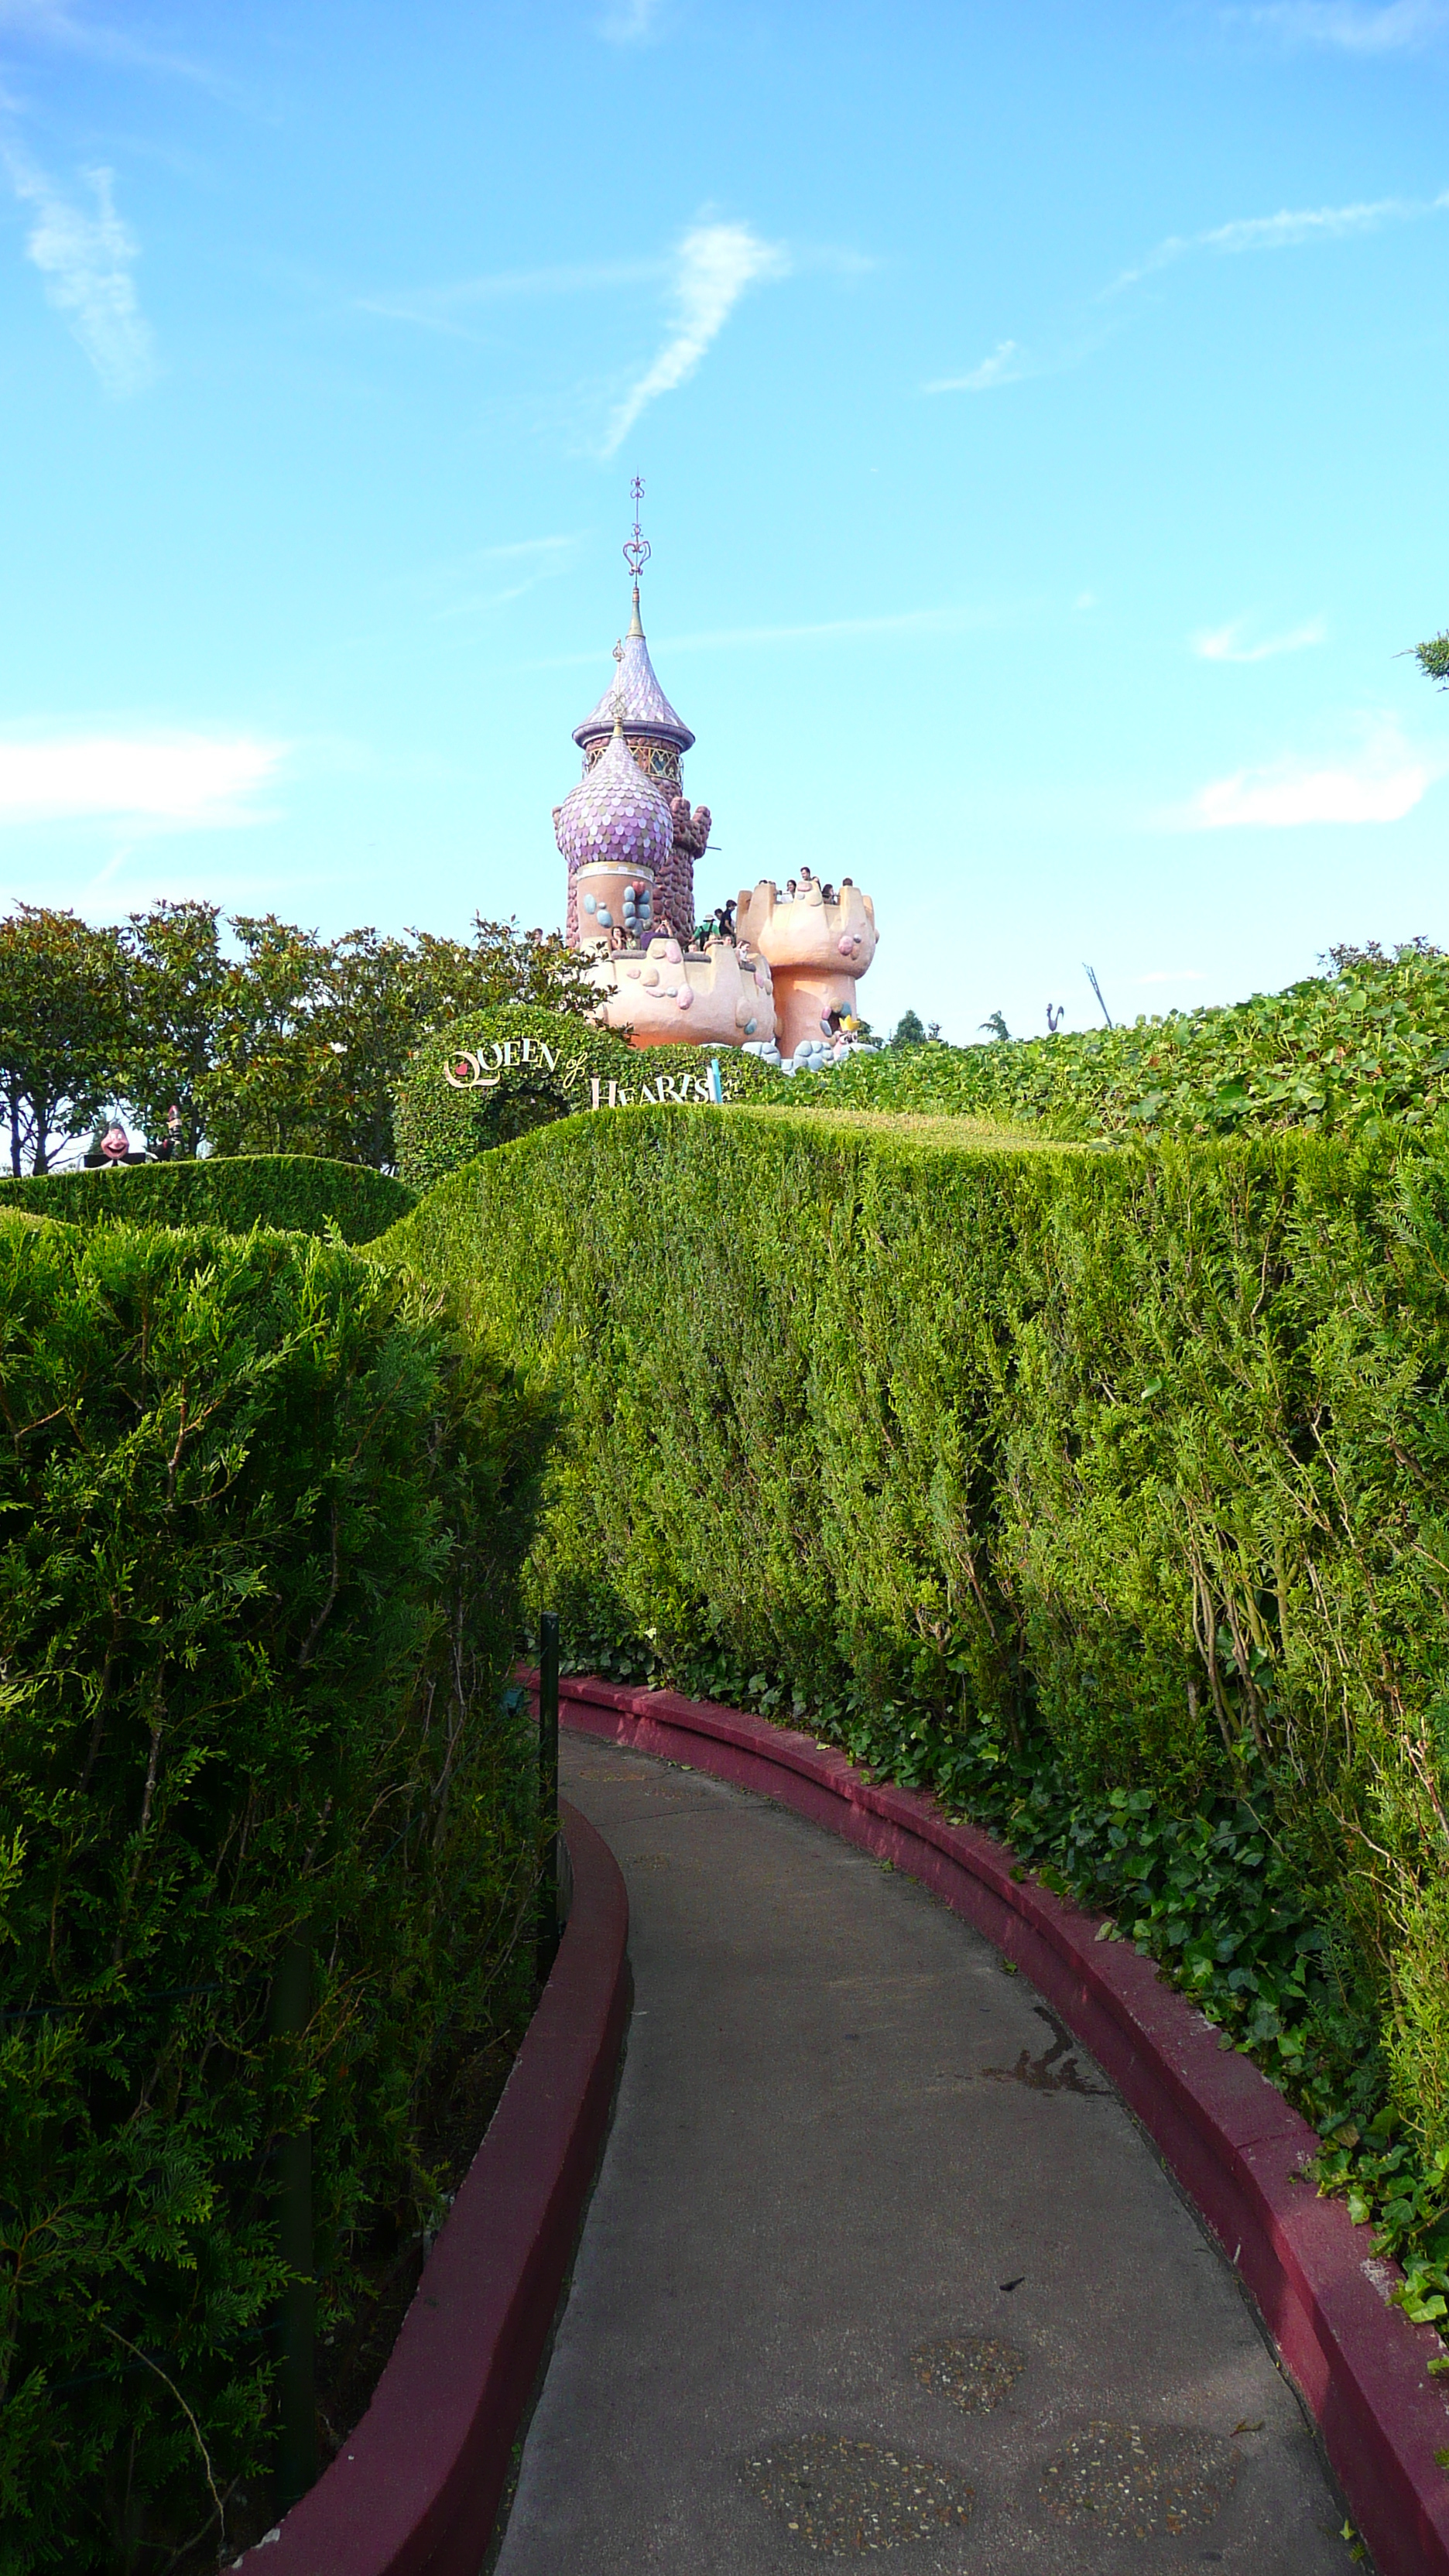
[0,1156,414,1243]
[379,1108,1449,2218]
[766,941,1449,1139]
[0,1221,546,2570]
[392,1003,770,1190]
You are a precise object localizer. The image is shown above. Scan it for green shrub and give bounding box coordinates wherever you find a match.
[0,1156,414,1244]
[381,1108,1449,2194]
[392,1003,770,1190]
[0,1221,547,2570]
[763,940,1449,1140]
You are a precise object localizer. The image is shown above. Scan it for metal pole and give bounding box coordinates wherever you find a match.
[272,1936,317,2513]
[536,1611,560,1985]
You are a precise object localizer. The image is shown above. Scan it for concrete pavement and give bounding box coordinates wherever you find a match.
[492,1735,1358,2574]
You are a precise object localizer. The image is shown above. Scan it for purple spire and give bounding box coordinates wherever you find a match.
[574,587,695,752]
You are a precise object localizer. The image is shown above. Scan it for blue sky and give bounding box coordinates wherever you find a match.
[1,0,1447,1042]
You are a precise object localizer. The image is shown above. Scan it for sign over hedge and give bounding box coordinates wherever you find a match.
[392,1003,768,1190]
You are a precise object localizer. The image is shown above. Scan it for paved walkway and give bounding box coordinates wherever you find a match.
[495,1735,1355,2574]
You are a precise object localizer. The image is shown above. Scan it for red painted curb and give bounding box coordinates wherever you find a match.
[235,1799,629,2576]
[551,1668,1449,2576]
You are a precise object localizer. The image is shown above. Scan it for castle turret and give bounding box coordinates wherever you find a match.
[550,485,878,1064]
[554,709,672,949]
[562,487,710,940]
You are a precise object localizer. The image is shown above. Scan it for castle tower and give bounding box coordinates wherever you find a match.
[560,485,711,941]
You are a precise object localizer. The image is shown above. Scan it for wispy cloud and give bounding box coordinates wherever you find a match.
[929,184,1449,398]
[923,337,1029,396]
[1186,721,1437,827]
[526,604,1004,670]
[1228,1,1449,49]
[1105,190,1446,295]
[1193,615,1327,662]
[5,153,153,392]
[358,259,659,340]
[598,0,667,38]
[0,0,227,87]
[0,733,285,824]
[603,220,789,454]
[419,533,580,622]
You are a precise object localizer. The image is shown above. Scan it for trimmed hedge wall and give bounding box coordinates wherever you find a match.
[392,1003,770,1191]
[0,1156,414,1243]
[379,1105,1449,2192]
[0,1221,546,2569]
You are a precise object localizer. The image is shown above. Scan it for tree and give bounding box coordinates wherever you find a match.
[1416,632,1449,687]
[317,917,591,1169]
[123,900,231,1155]
[207,913,596,1170]
[889,1009,927,1051]
[204,913,344,1159]
[978,1010,1011,1042]
[0,906,128,1173]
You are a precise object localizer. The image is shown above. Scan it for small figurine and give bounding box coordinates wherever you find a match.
[100,1118,129,1163]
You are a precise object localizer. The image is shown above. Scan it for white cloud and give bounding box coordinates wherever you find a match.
[923,337,1029,396]
[603,221,789,455]
[1187,724,1436,827]
[1106,190,1445,296]
[1193,615,1327,662]
[1231,2,1449,48]
[5,155,153,393]
[0,734,286,824]
[598,0,666,37]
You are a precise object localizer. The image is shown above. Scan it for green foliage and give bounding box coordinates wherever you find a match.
[0,1156,413,1245]
[381,1105,1449,2283]
[888,1010,927,1051]
[121,903,231,1160]
[159,913,591,1170]
[392,1004,768,1190]
[1415,631,1449,687]
[0,900,594,1173]
[0,908,130,1177]
[0,1220,547,2568]
[766,940,1449,1140]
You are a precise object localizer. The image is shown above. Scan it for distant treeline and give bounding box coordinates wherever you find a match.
[0,900,591,1175]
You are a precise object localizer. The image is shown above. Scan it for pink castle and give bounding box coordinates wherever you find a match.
[553,492,878,1064]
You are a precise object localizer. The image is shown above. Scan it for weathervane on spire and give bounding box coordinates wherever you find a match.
[623,475,651,587]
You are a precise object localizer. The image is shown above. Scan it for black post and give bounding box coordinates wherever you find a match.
[536,1611,560,1985]
[272,1937,317,2513]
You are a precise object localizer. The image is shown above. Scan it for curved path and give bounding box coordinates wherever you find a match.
[495,1735,1355,2574]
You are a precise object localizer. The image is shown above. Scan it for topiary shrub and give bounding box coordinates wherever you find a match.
[0,1219,548,2569]
[0,1156,413,1243]
[392,1003,769,1190]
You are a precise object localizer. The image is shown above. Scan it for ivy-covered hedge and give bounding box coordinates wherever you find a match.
[379,1105,1449,2311]
[392,1003,769,1190]
[768,940,1449,1140]
[0,1156,414,1243]
[0,1221,547,2570]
